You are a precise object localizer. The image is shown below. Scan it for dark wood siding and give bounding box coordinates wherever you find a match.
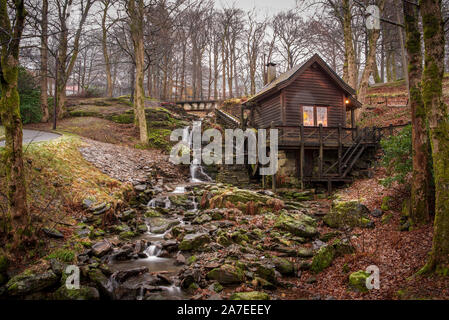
[254,93,281,128]
[283,62,345,127]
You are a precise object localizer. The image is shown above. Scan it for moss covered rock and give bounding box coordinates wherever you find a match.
[179,233,211,251]
[349,270,370,292]
[230,291,270,300]
[6,270,59,296]
[274,211,318,238]
[271,256,295,275]
[53,285,100,300]
[209,188,272,208]
[310,239,354,273]
[323,200,373,229]
[206,264,245,284]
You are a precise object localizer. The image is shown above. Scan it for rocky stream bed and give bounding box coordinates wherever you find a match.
[0,173,383,300]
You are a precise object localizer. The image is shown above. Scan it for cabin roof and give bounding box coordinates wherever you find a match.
[243,54,362,109]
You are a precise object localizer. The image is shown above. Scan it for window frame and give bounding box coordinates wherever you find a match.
[302,105,329,127]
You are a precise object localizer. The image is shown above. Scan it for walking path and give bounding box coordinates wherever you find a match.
[0,128,61,147]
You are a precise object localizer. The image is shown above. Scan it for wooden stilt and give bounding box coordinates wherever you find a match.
[338,125,342,177]
[319,124,323,179]
[271,121,276,193]
[300,125,304,190]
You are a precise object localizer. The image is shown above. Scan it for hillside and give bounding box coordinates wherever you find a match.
[360,75,449,127]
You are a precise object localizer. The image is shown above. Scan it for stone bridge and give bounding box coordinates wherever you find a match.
[175,100,220,113]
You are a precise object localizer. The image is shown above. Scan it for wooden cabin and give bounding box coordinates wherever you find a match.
[242,54,383,189]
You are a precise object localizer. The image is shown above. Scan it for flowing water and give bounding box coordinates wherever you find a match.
[182,121,213,183]
[108,120,214,300]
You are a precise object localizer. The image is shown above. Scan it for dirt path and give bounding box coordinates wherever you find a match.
[79,138,187,185]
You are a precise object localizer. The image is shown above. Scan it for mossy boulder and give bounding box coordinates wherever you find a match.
[381,196,392,211]
[349,270,370,292]
[6,270,59,296]
[119,231,136,240]
[145,209,162,218]
[53,285,100,300]
[255,264,276,283]
[271,256,295,275]
[192,214,212,225]
[206,264,245,284]
[310,239,354,273]
[179,233,211,251]
[231,230,249,244]
[274,211,318,238]
[230,291,270,300]
[323,200,373,229]
[209,188,272,209]
[148,217,180,234]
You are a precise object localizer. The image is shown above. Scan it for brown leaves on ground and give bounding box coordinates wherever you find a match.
[278,167,448,300]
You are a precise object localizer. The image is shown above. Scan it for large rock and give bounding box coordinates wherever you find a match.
[310,239,354,273]
[91,240,112,257]
[274,211,318,238]
[148,217,180,234]
[53,285,100,300]
[6,270,59,296]
[206,264,245,284]
[349,270,370,292]
[88,268,112,298]
[271,256,295,276]
[230,291,270,300]
[192,214,212,225]
[179,233,211,251]
[209,188,272,208]
[323,200,373,229]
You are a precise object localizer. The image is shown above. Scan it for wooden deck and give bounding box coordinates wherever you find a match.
[263,122,410,190]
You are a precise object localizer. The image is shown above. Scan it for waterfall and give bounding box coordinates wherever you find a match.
[182,121,212,183]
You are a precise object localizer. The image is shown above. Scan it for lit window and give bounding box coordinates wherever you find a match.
[303,106,314,126]
[316,107,328,127]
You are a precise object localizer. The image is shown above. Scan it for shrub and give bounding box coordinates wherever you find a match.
[380,125,412,187]
[20,89,42,124]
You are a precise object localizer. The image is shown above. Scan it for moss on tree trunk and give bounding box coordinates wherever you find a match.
[403,0,432,226]
[420,0,449,275]
[0,0,29,237]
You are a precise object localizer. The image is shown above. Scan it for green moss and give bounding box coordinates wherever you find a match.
[230,291,270,300]
[349,270,370,292]
[381,196,391,211]
[310,245,335,273]
[109,113,134,124]
[119,231,136,240]
[187,255,197,265]
[147,128,172,152]
[46,249,75,263]
[310,239,354,273]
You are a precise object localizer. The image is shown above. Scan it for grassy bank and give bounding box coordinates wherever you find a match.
[0,135,131,266]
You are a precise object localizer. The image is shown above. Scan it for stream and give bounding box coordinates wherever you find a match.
[107,121,212,300]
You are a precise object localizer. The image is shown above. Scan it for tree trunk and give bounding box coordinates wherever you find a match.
[0,0,29,235]
[129,0,148,144]
[102,0,113,98]
[40,0,49,122]
[358,1,385,105]
[403,0,431,226]
[342,0,357,90]
[420,0,449,275]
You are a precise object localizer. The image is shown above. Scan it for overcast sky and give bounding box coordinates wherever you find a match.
[214,0,297,14]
